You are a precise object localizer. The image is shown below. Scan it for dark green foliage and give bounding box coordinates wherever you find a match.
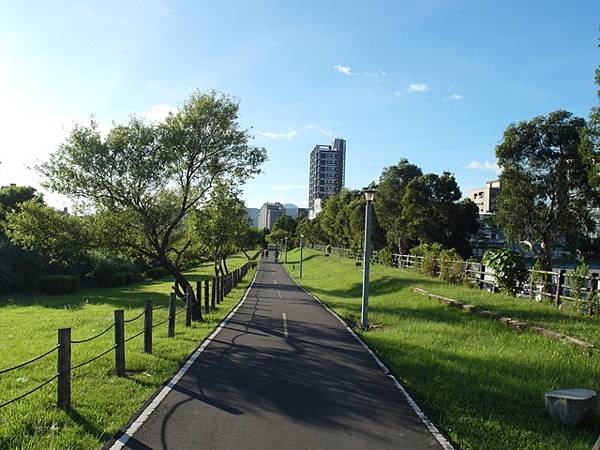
[482,249,527,295]
[110,272,137,287]
[37,274,79,294]
[0,240,46,294]
[88,255,142,286]
[146,267,168,280]
[495,110,593,268]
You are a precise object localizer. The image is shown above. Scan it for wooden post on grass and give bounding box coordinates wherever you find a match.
[555,269,566,308]
[185,286,192,327]
[211,277,216,309]
[114,310,125,376]
[144,301,152,354]
[168,293,176,337]
[204,280,209,314]
[57,328,71,410]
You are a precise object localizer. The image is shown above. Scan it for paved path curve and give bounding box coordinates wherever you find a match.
[110,256,448,449]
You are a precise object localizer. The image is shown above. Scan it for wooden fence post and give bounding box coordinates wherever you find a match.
[555,269,566,308]
[168,293,176,337]
[144,301,152,354]
[211,277,216,309]
[591,273,599,315]
[204,279,209,314]
[185,286,192,327]
[57,327,71,410]
[219,275,224,303]
[114,310,125,377]
[479,263,486,290]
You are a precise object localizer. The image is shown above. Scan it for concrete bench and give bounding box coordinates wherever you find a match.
[545,389,597,426]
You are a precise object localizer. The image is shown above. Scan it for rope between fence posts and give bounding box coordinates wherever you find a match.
[174,307,186,316]
[0,346,58,375]
[152,317,170,328]
[152,304,167,311]
[71,345,117,370]
[71,324,115,344]
[124,310,145,323]
[0,373,59,409]
[124,330,145,343]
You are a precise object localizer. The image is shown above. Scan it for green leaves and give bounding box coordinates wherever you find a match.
[482,248,527,295]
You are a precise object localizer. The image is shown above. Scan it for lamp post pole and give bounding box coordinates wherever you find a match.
[300,234,304,278]
[361,189,375,330]
[284,237,288,264]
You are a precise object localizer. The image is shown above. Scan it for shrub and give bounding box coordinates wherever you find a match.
[438,249,464,284]
[568,261,589,301]
[110,272,136,287]
[38,275,79,295]
[420,243,444,277]
[377,248,394,267]
[89,254,142,287]
[482,249,527,295]
[146,267,168,280]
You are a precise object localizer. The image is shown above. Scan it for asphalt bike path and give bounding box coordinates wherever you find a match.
[111,255,447,449]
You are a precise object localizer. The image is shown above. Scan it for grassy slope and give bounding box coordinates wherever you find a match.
[285,248,600,450]
[0,254,254,450]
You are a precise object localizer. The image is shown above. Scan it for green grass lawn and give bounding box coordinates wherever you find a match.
[285,248,600,450]
[0,254,254,450]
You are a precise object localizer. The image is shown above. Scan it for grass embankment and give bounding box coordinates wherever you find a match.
[285,248,600,450]
[0,254,254,449]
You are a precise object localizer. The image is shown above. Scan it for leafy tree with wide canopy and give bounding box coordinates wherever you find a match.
[495,110,594,268]
[400,172,479,257]
[373,159,422,253]
[39,91,266,296]
[191,181,254,275]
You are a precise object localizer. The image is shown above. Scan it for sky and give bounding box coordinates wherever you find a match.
[0,0,598,209]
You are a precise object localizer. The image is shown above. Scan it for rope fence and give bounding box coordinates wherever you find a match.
[0,260,254,412]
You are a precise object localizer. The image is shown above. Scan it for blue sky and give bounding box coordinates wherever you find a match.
[0,0,597,208]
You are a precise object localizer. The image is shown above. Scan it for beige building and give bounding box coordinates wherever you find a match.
[467,180,500,214]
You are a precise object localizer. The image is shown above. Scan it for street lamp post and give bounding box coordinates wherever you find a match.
[300,234,304,278]
[284,237,288,264]
[361,188,376,330]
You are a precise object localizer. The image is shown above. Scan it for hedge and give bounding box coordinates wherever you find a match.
[38,275,79,295]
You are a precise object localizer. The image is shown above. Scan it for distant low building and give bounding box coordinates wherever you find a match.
[467,180,500,214]
[258,202,286,230]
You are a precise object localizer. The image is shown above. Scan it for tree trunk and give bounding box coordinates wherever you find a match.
[222,255,229,274]
[159,253,190,300]
[540,235,553,270]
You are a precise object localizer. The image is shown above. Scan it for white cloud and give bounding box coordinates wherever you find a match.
[334,64,353,75]
[394,90,402,96]
[306,124,333,136]
[141,104,177,122]
[270,184,307,191]
[465,160,500,172]
[445,94,465,101]
[257,128,298,140]
[407,83,430,93]
[366,70,387,77]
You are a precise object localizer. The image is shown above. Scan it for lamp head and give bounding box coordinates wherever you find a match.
[363,187,376,202]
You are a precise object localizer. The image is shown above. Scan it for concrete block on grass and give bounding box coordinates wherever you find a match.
[545,389,597,426]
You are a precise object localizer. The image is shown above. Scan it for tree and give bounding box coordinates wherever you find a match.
[191,181,253,275]
[0,185,43,222]
[495,110,594,268]
[272,214,297,236]
[39,91,266,296]
[5,200,90,271]
[373,159,423,253]
[400,172,479,257]
[579,64,600,188]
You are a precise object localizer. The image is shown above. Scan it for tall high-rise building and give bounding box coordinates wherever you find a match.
[258,202,286,230]
[308,138,346,210]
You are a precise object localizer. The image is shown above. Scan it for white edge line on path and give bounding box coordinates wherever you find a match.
[109,269,259,450]
[286,269,455,450]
